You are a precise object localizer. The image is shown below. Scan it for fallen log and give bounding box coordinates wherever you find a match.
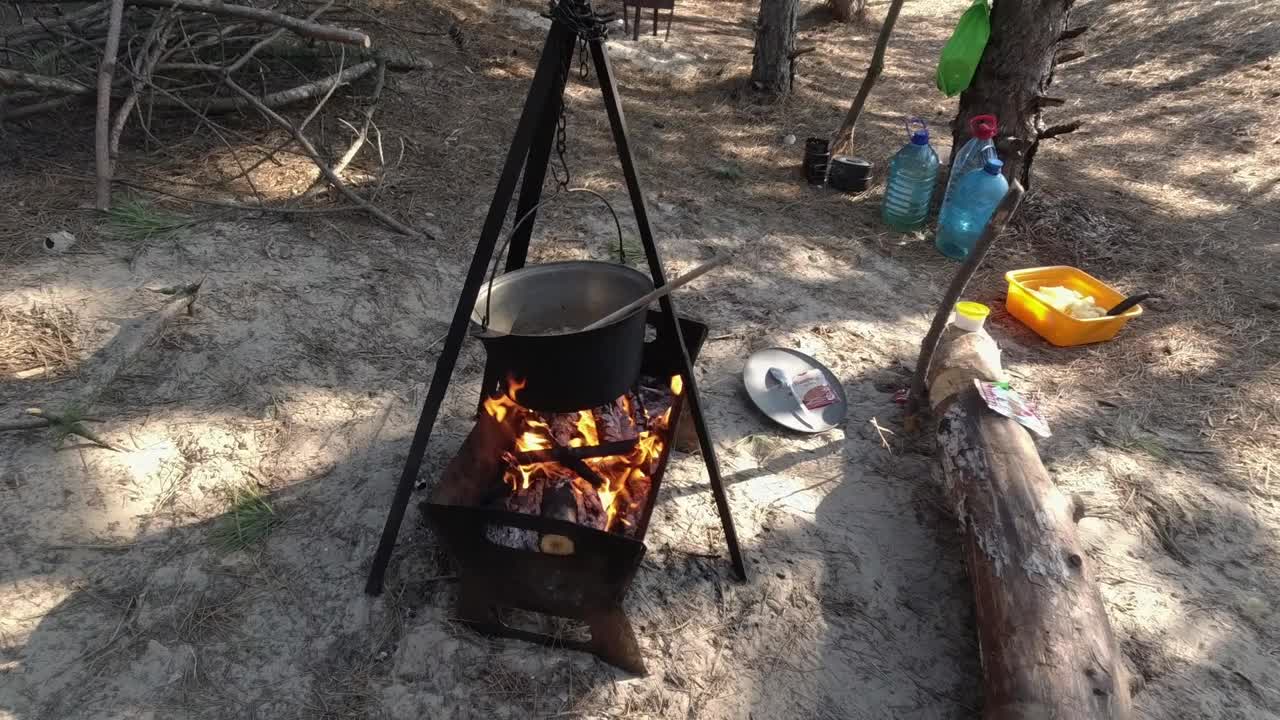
[927,325,1132,719]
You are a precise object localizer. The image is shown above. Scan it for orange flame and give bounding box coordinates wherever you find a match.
[483,375,680,533]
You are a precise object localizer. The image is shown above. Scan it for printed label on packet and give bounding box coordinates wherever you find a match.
[974,380,1051,438]
[790,369,837,411]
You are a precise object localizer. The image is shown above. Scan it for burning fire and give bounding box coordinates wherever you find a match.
[481,376,682,533]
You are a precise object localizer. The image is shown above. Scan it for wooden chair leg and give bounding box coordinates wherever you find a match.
[622,3,629,36]
[633,5,640,40]
[665,9,673,38]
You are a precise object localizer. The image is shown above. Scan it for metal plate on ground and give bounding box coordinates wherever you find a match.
[742,348,847,433]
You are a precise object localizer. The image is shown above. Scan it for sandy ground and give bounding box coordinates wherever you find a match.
[2,0,1278,718]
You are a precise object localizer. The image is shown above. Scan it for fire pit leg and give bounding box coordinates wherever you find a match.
[586,606,646,674]
[365,22,579,596]
[589,38,748,581]
[453,573,646,674]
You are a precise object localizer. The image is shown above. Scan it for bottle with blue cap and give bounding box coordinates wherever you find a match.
[881,118,939,232]
[935,148,1009,260]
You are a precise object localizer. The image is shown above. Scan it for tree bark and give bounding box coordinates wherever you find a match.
[750,0,798,97]
[953,0,1077,186]
[928,329,1133,719]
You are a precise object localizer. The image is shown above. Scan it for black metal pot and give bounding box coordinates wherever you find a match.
[828,156,872,193]
[802,137,831,186]
[472,261,654,412]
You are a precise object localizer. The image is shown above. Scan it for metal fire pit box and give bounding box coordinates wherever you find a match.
[424,310,707,674]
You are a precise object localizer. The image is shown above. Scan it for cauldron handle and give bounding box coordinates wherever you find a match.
[479,188,626,332]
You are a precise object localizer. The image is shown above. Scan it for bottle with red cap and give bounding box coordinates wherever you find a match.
[941,114,998,207]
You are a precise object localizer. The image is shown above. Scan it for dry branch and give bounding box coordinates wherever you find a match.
[299,60,386,200]
[1039,121,1081,140]
[223,76,419,236]
[0,67,93,94]
[0,95,83,120]
[1059,25,1089,41]
[1055,49,1085,65]
[95,0,126,210]
[830,0,906,156]
[76,280,202,407]
[124,0,371,46]
[905,181,1025,428]
[1,283,202,450]
[191,59,375,112]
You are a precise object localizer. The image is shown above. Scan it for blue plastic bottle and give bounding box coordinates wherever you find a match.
[941,114,998,208]
[881,119,939,232]
[936,154,1009,260]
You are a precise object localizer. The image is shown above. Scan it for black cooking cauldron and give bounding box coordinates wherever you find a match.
[471,190,653,413]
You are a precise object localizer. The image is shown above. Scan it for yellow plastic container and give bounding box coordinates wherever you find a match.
[1004,266,1142,347]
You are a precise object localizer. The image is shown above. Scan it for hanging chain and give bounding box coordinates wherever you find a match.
[546,0,610,193]
[577,36,590,80]
[548,37,573,193]
[551,97,571,192]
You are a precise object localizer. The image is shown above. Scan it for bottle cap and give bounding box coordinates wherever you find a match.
[953,301,990,331]
[969,114,998,140]
[984,157,1004,175]
[907,117,929,145]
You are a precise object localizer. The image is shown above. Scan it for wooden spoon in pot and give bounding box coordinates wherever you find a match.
[581,254,730,331]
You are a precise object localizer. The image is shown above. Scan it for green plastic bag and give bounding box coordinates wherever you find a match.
[936,0,991,97]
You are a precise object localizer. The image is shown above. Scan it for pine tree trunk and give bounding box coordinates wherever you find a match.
[750,0,798,97]
[953,0,1078,187]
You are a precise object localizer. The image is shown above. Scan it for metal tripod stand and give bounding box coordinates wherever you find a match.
[365,0,747,594]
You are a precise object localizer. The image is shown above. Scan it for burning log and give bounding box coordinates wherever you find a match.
[474,377,679,546]
[486,481,543,550]
[638,383,673,429]
[510,439,638,466]
[615,470,651,536]
[550,413,577,447]
[574,478,608,531]
[594,396,639,442]
[539,474,607,554]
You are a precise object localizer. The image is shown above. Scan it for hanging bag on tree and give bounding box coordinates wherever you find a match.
[936,0,991,97]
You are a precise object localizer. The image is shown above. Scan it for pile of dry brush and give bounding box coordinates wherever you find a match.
[0,0,435,234]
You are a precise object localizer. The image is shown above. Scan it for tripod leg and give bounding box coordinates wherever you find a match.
[587,39,748,581]
[366,22,580,595]
[477,26,575,413]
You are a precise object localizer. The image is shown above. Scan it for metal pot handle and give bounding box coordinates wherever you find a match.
[480,187,626,331]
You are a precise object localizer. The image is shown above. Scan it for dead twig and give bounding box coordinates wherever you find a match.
[223,76,420,236]
[0,67,93,94]
[76,279,203,407]
[299,60,385,201]
[830,0,906,156]
[109,16,173,161]
[124,0,371,47]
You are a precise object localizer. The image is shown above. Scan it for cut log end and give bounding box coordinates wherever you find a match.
[539,534,575,555]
